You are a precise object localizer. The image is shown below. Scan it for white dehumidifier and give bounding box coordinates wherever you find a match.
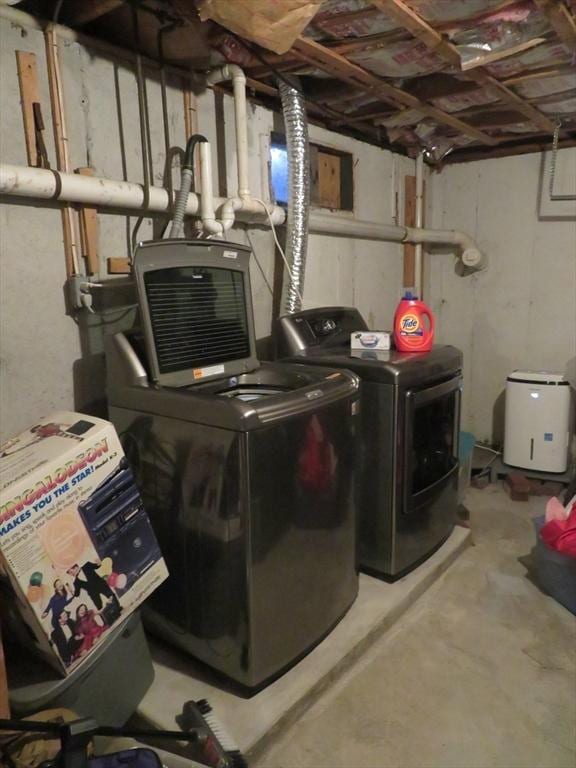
[504,371,573,473]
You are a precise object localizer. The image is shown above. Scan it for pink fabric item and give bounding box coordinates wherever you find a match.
[545,496,569,523]
[541,503,576,558]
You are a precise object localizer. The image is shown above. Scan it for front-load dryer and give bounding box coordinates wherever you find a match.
[275,306,463,580]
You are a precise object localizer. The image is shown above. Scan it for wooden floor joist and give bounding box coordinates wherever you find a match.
[243,76,382,141]
[67,0,126,27]
[532,0,576,52]
[292,37,498,145]
[370,0,461,65]
[370,0,556,134]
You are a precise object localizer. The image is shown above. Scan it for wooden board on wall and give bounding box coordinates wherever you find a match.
[0,624,9,718]
[403,174,426,290]
[317,150,341,209]
[403,174,417,287]
[15,50,41,167]
[76,167,99,275]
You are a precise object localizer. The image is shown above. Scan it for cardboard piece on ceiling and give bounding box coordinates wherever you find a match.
[197,0,323,55]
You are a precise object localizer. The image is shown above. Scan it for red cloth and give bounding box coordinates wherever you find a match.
[298,416,335,493]
[541,501,576,558]
[76,611,106,656]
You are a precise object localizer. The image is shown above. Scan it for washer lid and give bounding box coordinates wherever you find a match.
[132,239,259,387]
[507,370,568,385]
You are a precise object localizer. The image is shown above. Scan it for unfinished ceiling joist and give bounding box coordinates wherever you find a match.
[369,0,461,66]
[292,37,498,145]
[242,76,382,143]
[445,135,576,163]
[67,0,125,27]
[370,0,556,134]
[532,0,576,51]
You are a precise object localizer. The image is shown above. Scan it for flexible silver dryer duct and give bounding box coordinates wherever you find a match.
[278,79,310,314]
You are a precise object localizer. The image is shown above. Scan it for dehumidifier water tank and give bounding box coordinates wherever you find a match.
[504,371,573,473]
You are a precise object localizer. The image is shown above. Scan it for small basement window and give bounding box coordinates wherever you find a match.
[270,133,353,212]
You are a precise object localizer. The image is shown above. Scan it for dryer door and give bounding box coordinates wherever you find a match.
[394,375,461,574]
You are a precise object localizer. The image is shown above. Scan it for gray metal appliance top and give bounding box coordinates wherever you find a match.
[105,332,360,432]
[133,239,259,388]
[276,307,462,387]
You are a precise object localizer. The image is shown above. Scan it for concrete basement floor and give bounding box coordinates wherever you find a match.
[252,485,576,768]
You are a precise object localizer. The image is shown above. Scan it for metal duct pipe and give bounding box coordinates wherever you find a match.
[278,79,310,314]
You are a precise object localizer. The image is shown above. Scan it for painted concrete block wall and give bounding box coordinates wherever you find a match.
[0,15,411,442]
[427,150,576,444]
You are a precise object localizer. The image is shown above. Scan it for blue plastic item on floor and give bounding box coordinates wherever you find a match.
[532,516,576,615]
[90,749,162,767]
[458,431,476,502]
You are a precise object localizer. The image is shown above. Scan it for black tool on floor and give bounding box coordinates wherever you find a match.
[0,713,237,767]
[178,700,248,768]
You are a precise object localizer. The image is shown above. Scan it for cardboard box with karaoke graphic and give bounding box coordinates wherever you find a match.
[0,412,168,675]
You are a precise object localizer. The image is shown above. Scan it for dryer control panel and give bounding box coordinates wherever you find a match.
[276,307,368,356]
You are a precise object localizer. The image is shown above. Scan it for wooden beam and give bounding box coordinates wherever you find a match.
[370,1,461,66]
[314,5,381,29]
[75,167,99,275]
[445,134,576,164]
[292,37,498,145]
[329,29,411,56]
[183,84,198,140]
[368,0,555,133]
[44,25,79,278]
[68,0,126,27]
[237,76,382,141]
[15,51,41,167]
[470,70,555,132]
[0,623,9,719]
[403,175,417,287]
[532,0,576,51]
[503,62,576,86]
[107,257,131,274]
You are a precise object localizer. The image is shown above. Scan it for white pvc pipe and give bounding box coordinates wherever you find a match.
[199,142,223,235]
[414,152,424,296]
[406,227,486,269]
[309,211,405,242]
[0,163,285,225]
[0,5,485,271]
[0,163,484,266]
[206,64,250,201]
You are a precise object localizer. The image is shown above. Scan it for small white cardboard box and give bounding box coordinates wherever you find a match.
[350,331,391,351]
[0,412,168,675]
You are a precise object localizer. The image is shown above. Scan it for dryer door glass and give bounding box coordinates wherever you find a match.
[409,379,460,496]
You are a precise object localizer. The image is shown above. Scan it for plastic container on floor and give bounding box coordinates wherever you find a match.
[532,516,576,615]
[7,611,154,726]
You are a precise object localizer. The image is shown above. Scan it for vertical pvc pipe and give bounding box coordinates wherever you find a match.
[414,151,424,297]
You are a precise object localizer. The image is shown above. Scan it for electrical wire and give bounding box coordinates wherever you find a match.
[474,444,502,476]
[244,227,274,298]
[252,197,304,307]
[474,444,501,456]
[52,0,65,23]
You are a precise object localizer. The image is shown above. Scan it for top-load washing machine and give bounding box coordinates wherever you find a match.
[105,240,360,691]
[275,306,463,580]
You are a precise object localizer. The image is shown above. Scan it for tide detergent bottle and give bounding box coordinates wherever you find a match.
[393,292,435,352]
